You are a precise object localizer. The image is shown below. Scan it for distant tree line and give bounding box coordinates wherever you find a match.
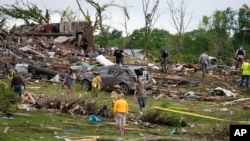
[0,0,249,65]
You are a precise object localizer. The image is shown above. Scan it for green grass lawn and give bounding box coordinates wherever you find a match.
[1,80,250,141]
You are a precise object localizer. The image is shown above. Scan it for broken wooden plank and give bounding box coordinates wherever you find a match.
[21,32,72,36]
[4,126,9,133]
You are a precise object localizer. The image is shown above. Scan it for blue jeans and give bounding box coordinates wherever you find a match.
[240,75,250,87]
[138,97,147,108]
[14,85,22,99]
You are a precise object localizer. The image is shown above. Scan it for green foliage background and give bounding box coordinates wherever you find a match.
[0,81,19,113]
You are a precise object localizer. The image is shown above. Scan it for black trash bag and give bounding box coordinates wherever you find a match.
[96,105,110,117]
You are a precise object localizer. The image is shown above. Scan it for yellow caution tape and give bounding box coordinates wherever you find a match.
[153,106,250,124]
[168,106,189,110]
[206,98,250,108]
[221,98,250,106]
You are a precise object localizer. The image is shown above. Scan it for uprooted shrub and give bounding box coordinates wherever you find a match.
[0,81,19,114]
[141,110,188,127]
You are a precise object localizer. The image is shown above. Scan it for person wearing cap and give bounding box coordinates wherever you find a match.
[91,71,102,97]
[113,94,128,135]
[11,73,25,100]
[63,68,76,95]
[134,77,147,115]
[235,46,246,70]
[111,84,123,105]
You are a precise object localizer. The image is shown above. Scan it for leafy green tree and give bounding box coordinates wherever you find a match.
[0,81,19,114]
[199,9,238,65]
[108,29,123,48]
[148,28,172,58]
[0,0,50,25]
[127,28,145,50]
[233,8,250,48]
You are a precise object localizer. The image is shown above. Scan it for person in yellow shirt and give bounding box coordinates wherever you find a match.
[113,94,128,135]
[92,71,102,97]
[239,59,250,90]
[110,84,123,106]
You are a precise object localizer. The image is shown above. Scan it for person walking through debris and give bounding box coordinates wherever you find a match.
[235,46,246,71]
[160,46,168,73]
[134,77,147,115]
[11,72,25,100]
[198,50,210,78]
[63,68,76,95]
[239,59,250,91]
[114,48,124,65]
[111,84,123,106]
[113,94,128,135]
[92,71,102,97]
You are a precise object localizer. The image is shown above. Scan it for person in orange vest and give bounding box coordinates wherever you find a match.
[239,59,250,91]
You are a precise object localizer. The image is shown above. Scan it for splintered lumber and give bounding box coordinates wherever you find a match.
[28,65,66,77]
[27,49,46,58]
[66,136,99,141]
[24,91,36,104]
[4,126,9,133]
[197,96,236,101]
[129,137,190,141]
[21,32,72,36]
[153,75,184,82]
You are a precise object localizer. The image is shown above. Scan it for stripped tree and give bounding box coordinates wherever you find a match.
[142,0,160,60]
[166,0,193,54]
[76,0,116,52]
[112,1,131,49]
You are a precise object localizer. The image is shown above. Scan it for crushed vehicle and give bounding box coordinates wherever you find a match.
[79,65,152,94]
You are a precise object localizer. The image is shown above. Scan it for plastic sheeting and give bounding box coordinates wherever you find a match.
[15,63,29,73]
[96,55,114,66]
[209,87,237,97]
[88,115,101,122]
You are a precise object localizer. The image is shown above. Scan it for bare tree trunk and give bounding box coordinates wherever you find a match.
[142,0,160,60]
[166,0,192,55]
